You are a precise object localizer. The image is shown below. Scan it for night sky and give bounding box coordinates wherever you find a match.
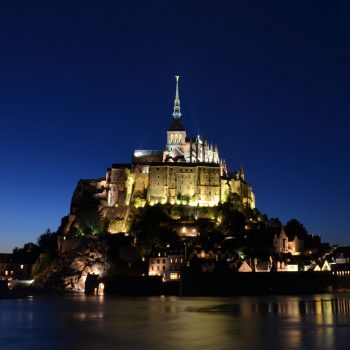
[1,1,350,252]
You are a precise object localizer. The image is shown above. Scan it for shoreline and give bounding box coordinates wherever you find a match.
[2,271,343,298]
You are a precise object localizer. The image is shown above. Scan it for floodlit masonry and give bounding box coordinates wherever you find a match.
[103,77,255,212]
[64,77,256,237]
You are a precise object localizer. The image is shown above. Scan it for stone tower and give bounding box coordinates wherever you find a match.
[165,76,187,162]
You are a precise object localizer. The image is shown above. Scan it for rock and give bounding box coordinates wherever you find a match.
[33,238,109,292]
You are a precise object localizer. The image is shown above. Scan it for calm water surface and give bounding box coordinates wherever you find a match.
[1,294,350,350]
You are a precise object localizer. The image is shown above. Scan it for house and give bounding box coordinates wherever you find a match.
[148,249,186,281]
[0,253,32,280]
[273,227,302,255]
[238,261,253,272]
[255,261,271,272]
[176,224,200,238]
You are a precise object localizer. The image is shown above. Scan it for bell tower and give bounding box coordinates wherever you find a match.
[165,76,187,162]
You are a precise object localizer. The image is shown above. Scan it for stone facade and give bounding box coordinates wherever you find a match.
[104,77,255,210]
[148,249,186,281]
[72,77,256,234]
[273,227,303,255]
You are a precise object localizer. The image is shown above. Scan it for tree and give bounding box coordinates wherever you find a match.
[285,219,308,239]
[227,193,243,209]
[197,228,224,250]
[77,208,108,235]
[218,202,246,235]
[170,205,185,220]
[37,229,58,253]
[130,204,179,250]
[268,218,282,236]
[13,242,40,263]
[222,236,247,260]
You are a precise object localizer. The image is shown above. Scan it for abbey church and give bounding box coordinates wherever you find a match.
[103,77,255,210]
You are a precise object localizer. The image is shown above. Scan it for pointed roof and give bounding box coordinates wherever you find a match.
[321,260,331,271]
[280,227,288,238]
[313,264,321,271]
[239,163,245,179]
[172,75,182,119]
[168,76,185,131]
[168,117,185,131]
[238,260,253,272]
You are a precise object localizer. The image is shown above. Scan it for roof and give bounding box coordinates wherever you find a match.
[110,163,132,169]
[133,150,163,157]
[256,261,270,271]
[149,248,185,257]
[147,162,220,168]
[0,253,32,264]
[168,117,185,131]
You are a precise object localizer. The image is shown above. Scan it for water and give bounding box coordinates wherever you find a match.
[1,294,350,350]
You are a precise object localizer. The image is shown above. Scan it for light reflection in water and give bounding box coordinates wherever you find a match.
[72,312,104,320]
[1,295,350,350]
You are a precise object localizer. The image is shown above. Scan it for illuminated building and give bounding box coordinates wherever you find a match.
[176,224,200,238]
[273,227,302,255]
[0,253,32,280]
[238,261,253,272]
[104,77,255,214]
[148,249,186,281]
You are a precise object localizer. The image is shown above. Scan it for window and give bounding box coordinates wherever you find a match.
[157,266,159,271]
[163,266,165,271]
[170,273,180,280]
[163,259,165,264]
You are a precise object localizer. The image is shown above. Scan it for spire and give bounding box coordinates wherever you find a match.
[172,75,182,119]
[168,75,185,131]
[239,163,245,180]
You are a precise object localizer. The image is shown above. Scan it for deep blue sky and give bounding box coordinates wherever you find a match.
[1,1,349,252]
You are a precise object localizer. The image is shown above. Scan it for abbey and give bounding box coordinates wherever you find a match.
[104,77,255,209]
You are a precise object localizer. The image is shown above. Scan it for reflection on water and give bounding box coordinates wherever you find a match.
[1,294,350,350]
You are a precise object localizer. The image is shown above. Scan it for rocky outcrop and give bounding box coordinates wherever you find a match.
[58,178,130,239]
[34,238,109,292]
[70,179,105,215]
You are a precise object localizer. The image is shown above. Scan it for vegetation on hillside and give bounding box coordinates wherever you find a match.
[15,191,317,284]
